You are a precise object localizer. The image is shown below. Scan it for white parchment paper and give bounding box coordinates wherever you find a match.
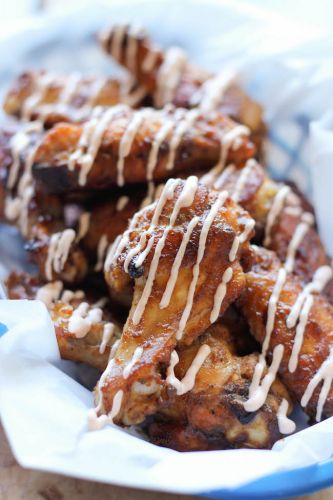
[1,0,333,494]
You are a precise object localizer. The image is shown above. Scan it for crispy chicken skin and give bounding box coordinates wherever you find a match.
[210,161,333,300]
[5,271,121,371]
[98,24,265,150]
[3,71,147,127]
[149,322,292,451]
[31,108,255,193]
[239,247,333,420]
[100,179,254,425]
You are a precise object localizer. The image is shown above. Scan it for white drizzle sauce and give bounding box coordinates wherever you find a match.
[210,267,233,323]
[160,216,200,309]
[176,190,229,340]
[229,218,255,263]
[301,347,333,422]
[132,177,198,325]
[36,281,63,309]
[142,48,159,72]
[99,322,115,354]
[277,398,296,434]
[69,104,128,186]
[95,234,109,272]
[244,344,284,412]
[123,346,144,379]
[264,186,291,246]
[68,302,103,338]
[165,109,200,170]
[154,47,187,107]
[146,119,175,181]
[166,344,211,395]
[7,130,30,189]
[116,196,129,211]
[109,24,127,62]
[231,159,257,203]
[116,109,150,186]
[22,72,54,121]
[287,266,333,373]
[192,70,236,112]
[76,212,91,241]
[45,229,76,280]
[125,25,143,74]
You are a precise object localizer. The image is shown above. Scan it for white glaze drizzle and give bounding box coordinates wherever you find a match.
[176,190,229,340]
[116,109,150,186]
[165,109,200,170]
[68,302,103,338]
[166,344,211,395]
[301,347,333,422]
[210,267,233,323]
[244,344,284,412]
[76,212,91,241]
[146,119,175,181]
[69,104,128,186]
[109,24,127,62]
[132,177,198,324]
[45,229,76,281]
[154,47,187,107]
[284,212,314,273]
[192,70,236,112]
[122,178,180,274]
[36,281,63,309]
[22,72,54,121]
[231,159,257,203]
[229,218,255,262]
[99,323,116,354]
[264,186,291,246]
[123,346,144,379]
[7,130,30,189]
[160,216,200,309]
[142,48,159,72]
[277,398,296,434]
[116,196,129,212]
[287,266,333,373]
[95,234,109,272]
[126,25,143,73]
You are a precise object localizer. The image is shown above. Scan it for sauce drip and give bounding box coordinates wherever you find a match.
[166,344,211,395]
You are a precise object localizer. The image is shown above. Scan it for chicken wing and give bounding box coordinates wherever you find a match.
[206,160,333,300]
[31,106,255,193]
[91,177,254,427]
[149,321,293,451]
[3,71,147,127]
[98,24,265,150]
[239,246,333,421]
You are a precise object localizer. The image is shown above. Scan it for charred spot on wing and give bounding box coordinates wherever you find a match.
[128,258,144,279]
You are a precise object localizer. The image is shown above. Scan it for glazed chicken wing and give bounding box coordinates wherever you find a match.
[6,271,121,371]
[31,106,255,193]
[3,71,147,127]
[98,24,265,150]
[239,246,333,421]
[206,160,333,300]
[90,177,254,426]
[149,321,293,451]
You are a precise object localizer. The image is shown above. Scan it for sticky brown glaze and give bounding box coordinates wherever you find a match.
[148,322,292,451]
[239,247,333,420]
[100,180,254,425]
[31,108,255,193]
